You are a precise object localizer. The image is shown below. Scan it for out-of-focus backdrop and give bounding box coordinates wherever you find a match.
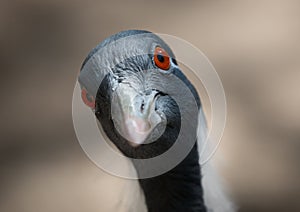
[1,0,299,211]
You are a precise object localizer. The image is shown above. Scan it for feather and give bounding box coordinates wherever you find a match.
[197,107,236,212]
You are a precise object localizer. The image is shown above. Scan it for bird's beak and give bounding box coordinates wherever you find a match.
[111,83,164,146]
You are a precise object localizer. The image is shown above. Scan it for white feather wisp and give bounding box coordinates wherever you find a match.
[197,107,236,212]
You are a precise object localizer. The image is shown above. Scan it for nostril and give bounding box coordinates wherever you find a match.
[140,101,145,112]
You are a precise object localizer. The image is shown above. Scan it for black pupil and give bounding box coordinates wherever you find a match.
[157,54,165,63]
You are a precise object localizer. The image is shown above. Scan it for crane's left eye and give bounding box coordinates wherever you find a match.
[81,88,95,109]
[154,46,170,70]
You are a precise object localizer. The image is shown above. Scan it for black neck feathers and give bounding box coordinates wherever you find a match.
[138,143,207,212]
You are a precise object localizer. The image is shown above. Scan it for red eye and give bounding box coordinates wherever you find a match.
[81,88,95,109]
[154,46,170,70]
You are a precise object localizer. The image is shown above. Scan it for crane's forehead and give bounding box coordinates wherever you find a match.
[82,33,174,69]
[79,33,174,96]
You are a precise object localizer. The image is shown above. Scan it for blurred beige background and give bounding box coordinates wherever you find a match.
[0,0,299,211]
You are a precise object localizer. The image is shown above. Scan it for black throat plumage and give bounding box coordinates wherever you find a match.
[138,143,206,212]
[95,73,207,212]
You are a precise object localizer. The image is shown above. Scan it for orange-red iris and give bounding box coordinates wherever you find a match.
[154,46,170,70]
[81,88,95,109]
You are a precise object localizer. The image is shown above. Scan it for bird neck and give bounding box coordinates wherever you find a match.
[138,143,207,212]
